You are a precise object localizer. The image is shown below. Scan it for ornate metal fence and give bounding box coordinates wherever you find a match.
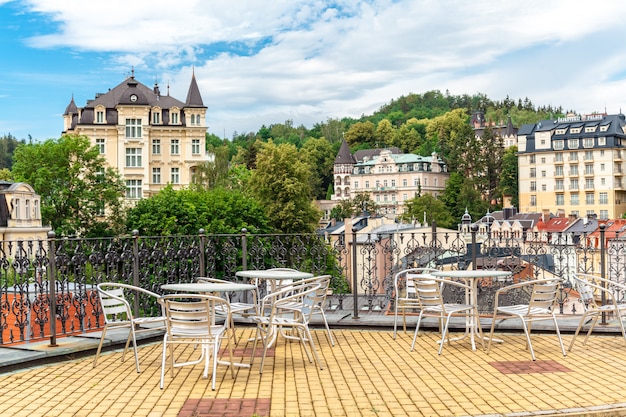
[0,224,624,346]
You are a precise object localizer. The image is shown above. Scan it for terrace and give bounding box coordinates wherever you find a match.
[1,225,626,416]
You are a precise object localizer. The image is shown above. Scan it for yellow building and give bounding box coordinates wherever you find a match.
[332,141,449,217]
[518,113,626,219]
[62,71,208,200]
[0,181,51,244]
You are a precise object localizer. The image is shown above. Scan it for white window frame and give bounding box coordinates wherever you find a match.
[171,167,180,184]
[126,180,142,199]
[192,139,201,155]
[152,167,161,184]
[96,138,105,154]
[125,148,142,167]
[171,139,180,155]
[152,139,161,155]
[125,118,142,138]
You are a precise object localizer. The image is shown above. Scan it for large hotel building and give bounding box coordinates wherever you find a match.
[518,113,626,219]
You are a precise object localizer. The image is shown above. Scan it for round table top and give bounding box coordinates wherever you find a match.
[235,269,314,280]
[161,282,256,293]
[432,270,512,279]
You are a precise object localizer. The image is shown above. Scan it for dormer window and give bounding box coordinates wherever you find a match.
[95,105,106,124]
[170,109,180,124]
[152,107,162,124]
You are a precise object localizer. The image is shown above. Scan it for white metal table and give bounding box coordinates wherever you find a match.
[431,270,512,351]
[235,269,314,293]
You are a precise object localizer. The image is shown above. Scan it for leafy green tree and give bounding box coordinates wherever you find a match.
[499,146,519,208]
[126,185,270,235]
[12,134,126,236]
[191,144,230,191]
[344,121,376,148]
[480,125,505,206]
[300,138,336,200]
[352,192,379,216]
[251,141,320,233]
[375,119,395,147]
[0,134,25,169]
[0,168,12,181]
[329,199,355,221]
[399,193,455,229]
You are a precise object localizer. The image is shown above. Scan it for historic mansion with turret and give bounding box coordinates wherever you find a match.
[62,70,209,201]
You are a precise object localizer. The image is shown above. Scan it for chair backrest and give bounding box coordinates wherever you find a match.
[267,282,321,320]
[527,279,560,313]
[413,276,445,310]
[159,294,230,338]
[574,273,626,309]
[394,268,439,300]
[97,283,133,324]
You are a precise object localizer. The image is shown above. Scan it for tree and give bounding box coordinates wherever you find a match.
[375,119,395,147]
[498,146,519,208]
[12,134,126,236]
[300,138,336,200]
[399,193,455,229]
[329,199,355,221]
[126,186,270,236]
[344,121,376,148]
[191,144,230,191]
[251,141,320,233]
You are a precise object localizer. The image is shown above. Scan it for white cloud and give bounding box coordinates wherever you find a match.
[16,0,626,137]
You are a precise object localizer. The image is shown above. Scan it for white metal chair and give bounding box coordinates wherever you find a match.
[275,275,335,346]
[196,276,258,343]
[569,273,626,351]
[158,294,235,390]
[251,281,324,373]
[409,275,480,354]
[93,282,166,373]
[487,278,566,361]
[393,267,439,339]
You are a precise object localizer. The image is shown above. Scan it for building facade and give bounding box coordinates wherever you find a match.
[518,113,626,219]
[62,71,208,201]
[331,141,449,216]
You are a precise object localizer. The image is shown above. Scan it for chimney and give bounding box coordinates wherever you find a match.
[542,209,551,223]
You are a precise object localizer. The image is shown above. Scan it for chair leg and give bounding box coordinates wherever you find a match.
[552,315,566,357]
[303,326,323,370]
[93,325,108,368]
[129,326,141,373]
[486,312,498,354]
[520,320,536,361]
[319,310,335,346]
[568,313,589,351]
[160,335,168,389]
[393,303,399,339]
[438,314,453,355]
[410,311,425,351]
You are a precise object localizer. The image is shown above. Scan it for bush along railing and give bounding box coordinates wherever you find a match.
[0,223,624,346]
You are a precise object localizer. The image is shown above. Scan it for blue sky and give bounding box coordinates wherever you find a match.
[3,0,626,142]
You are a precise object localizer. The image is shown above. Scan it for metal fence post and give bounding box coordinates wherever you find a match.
[241,228,248,271]
[132,229,139,317]
[352,227,359,319]
[198,229,205,276]
[600,223,607,325]
[47,231,57,347]
[470,224,478,270]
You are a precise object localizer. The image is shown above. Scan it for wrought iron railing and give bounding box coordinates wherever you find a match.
[0,224,624,346]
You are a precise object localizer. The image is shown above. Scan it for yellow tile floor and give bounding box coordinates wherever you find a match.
[1,327,626,417]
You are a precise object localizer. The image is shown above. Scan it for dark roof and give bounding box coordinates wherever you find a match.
[353,147,401,163]
[185,72,205,107]
[85,76,185,109]
[64,96,78,115]
[334,140,356,164]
